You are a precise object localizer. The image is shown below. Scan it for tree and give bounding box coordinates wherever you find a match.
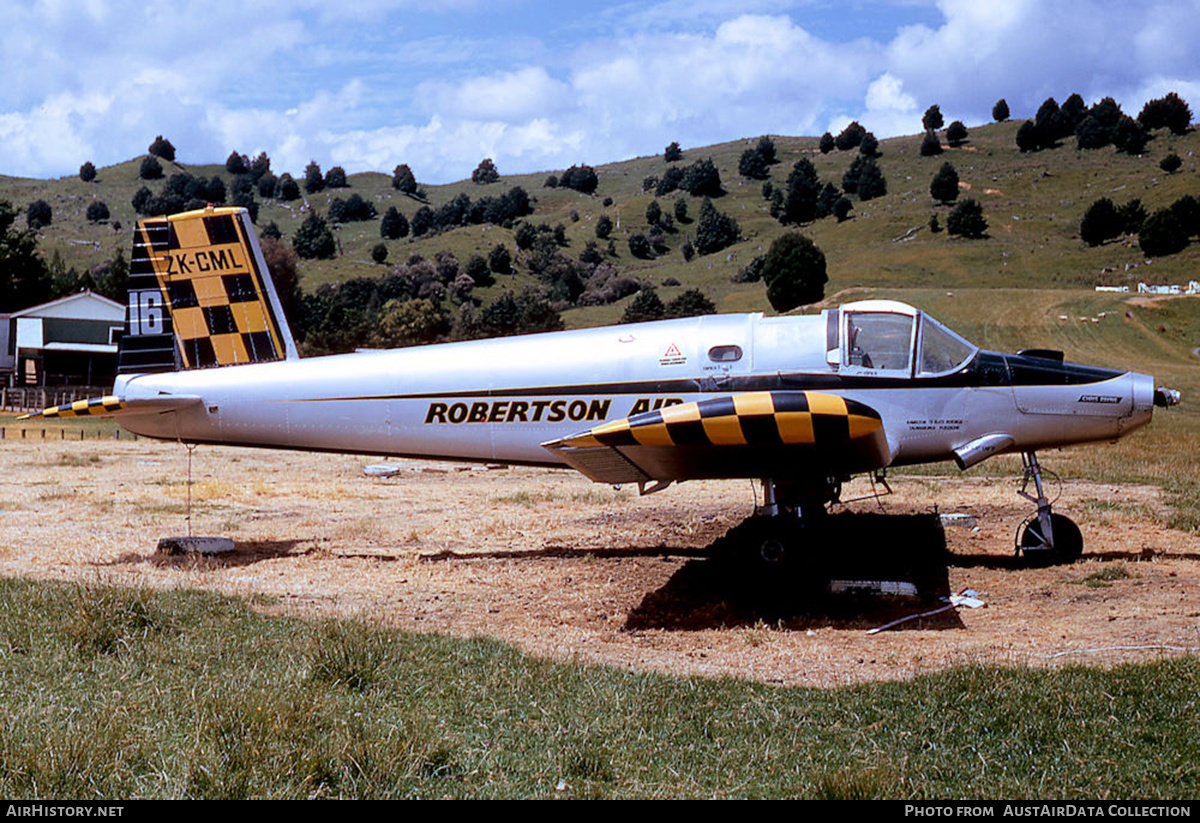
[859,132,879,157]
[627,233,653,259]
[595,213,613,240]
[559,165,598,194]
[755,136,777,165]
[645,200,662,228]
[833,196,853,222]
[392,164,417,194]
[946,121,968,147]
[1112,116,1148,155]
[248,152,272,183]
[1161,153,1183,174]
[694,198,740,255]
[1138,92,1193,135]
[922,104,944,133]
[372,243,389,265]
[465,254,493,287]
[1074,116,1108,150]
[855,158,887,201]
[514,221,537,249]
[226,152,249,175]
[1139,208,1189,257]
[738,147,769,180]
[293,212,337,259]
[139,155,163,180]
[674,198,689,223]
[818,132,835,154]
[0,199,48,311]
[26,200,51,230]
[488,243,512,275]
[276,173,301,201]
[834,121,865,151]
[375,298,451,348]
[304,161,325,194]
[380,206,409,240]
[472,158,500,184]
[680,158,723,197]
[1015,121,1039,152]
[664,289,715,318]
[664,141,683,162]
[324,166,348,189]
[993,99,1010,122]
[1033,97,1065,147]
[410,206,434,238]
[920,131,942,156]
[780,159,820,223]
[86,201,109,222]
[930,162,959,204]
[1080,197,1122,246]
[148,135,176,161]
[1061,94,1088,132]
[760,232,826,312]
[947,198,988,239]
[79,162,96,182]
[621,288,665,323]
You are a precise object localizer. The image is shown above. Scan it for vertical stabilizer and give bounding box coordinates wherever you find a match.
[117,206,298,374]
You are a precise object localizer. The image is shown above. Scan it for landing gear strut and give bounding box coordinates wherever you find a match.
[1015,451,1083,566]
[747,477,839,564]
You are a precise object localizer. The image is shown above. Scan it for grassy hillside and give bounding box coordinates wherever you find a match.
[5,121,1199,327]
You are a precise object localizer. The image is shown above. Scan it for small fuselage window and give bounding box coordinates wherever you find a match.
[708,345,743,363]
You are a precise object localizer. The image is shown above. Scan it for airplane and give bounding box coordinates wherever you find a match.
[22,205,1181,566]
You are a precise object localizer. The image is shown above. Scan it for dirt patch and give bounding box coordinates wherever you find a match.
[2,439,1197,687]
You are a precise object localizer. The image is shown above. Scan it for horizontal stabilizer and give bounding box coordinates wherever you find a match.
[18,395,202,420]
[544,390,891,483]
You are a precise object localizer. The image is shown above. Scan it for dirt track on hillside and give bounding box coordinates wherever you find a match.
[2,437,1197,687]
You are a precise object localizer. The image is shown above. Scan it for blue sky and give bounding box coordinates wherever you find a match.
[1,0,1197,184]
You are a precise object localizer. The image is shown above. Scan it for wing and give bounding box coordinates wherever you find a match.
[18,395,202,420]
[542,390,892,484]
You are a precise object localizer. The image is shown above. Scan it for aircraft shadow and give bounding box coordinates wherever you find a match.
[625,512,964,631]
[145,539,308,570]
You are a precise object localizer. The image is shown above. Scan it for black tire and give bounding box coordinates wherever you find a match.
[1020,514,1083,566]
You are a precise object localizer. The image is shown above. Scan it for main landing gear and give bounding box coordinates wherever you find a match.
[1015,451,1083,567]
[743,476,840,564]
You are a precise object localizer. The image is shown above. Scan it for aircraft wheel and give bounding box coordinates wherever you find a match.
[1019,514,1083,566]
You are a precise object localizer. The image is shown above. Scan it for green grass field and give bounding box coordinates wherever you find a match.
[0,578,1197,799]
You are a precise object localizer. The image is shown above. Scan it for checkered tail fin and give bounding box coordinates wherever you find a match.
[117,206,298,374]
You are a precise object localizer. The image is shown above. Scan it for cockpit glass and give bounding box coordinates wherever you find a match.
[845,312,913,372]
[918,316,977,375]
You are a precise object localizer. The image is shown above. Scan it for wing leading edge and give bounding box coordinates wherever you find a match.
[543,390,891,484]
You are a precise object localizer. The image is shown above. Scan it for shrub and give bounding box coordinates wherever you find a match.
[26,200,51,230]
[79,162,96,182]
[621,289,665,323]
[472,158,500,184]
[992,99,1010,122]
[86,201,109,222]
[664,141,682,162]
[392,164,417,194]
[148,135,176,161]
[1080,198,1122,246]
[139,155,163,180]
[293,213,336,259]
[947,198,988,239]
[1139,208,1190,257]
[694,198,740,255]
[930,162,959,204]
[1160,153,1182,174]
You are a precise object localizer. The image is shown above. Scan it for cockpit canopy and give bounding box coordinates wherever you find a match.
[827,300,977,378]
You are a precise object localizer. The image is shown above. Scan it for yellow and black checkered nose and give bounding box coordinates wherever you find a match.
[556,391,883,449]
[19,395,126,420]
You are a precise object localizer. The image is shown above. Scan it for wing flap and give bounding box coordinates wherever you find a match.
[544,391,892,483]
